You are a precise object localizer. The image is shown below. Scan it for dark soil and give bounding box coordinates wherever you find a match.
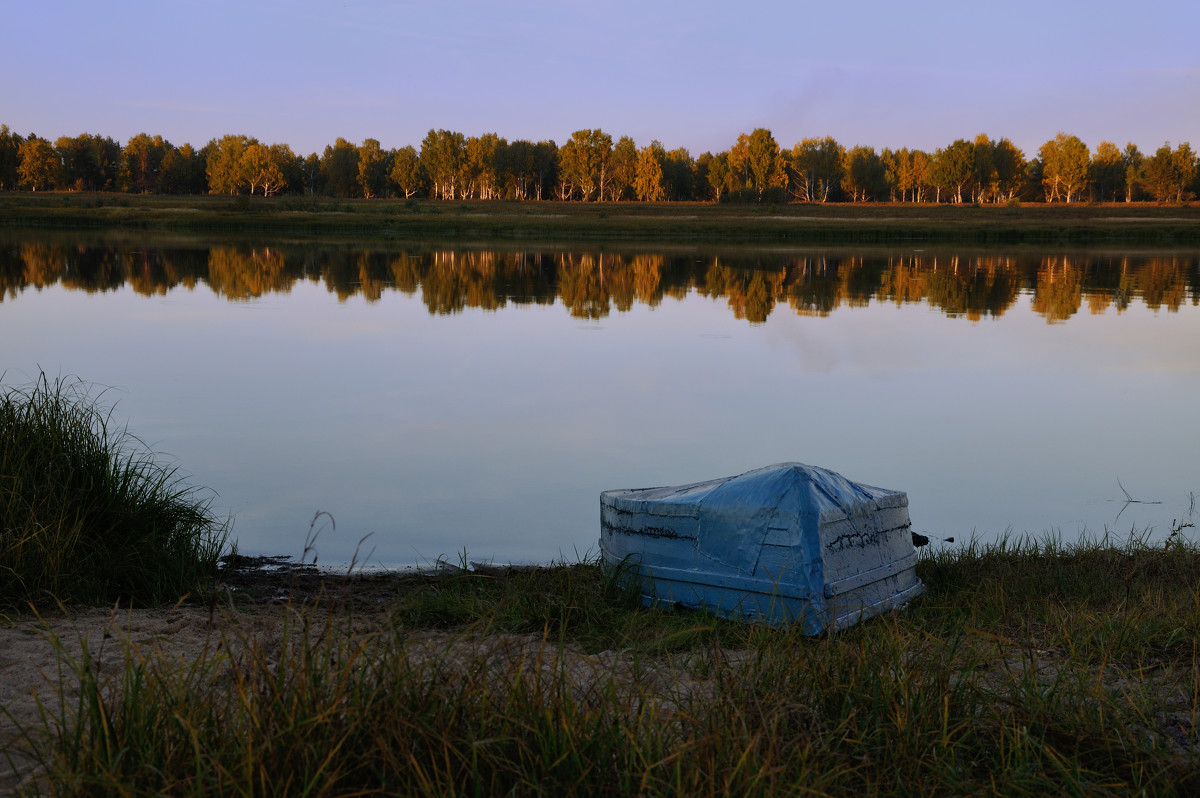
[214,553,536,608]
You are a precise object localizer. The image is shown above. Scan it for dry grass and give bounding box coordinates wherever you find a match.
[4,530,1200,795]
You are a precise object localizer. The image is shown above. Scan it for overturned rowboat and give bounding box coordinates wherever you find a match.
[600,463,923,634]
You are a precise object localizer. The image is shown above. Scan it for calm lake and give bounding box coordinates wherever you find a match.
[2,233,1198,568]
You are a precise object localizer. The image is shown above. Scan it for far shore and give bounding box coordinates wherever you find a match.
[2,192,1199,245]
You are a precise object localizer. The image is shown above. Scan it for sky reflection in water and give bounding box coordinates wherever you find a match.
[2,241,1198,567]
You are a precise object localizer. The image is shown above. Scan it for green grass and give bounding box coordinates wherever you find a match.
[0,373,229,609]
[8,531,1200,795]
[2,192,1199,245]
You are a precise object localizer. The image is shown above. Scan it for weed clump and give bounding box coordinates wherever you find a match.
[0,373,228,608]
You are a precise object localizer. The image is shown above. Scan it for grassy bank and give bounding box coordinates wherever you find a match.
[10,530,1200,795]
[2,192,1199,245]
[0,374,228,609]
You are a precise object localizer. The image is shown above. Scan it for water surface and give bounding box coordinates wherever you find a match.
[2,236,1197,566]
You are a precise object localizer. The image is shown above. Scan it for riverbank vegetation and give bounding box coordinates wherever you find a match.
[3,192,1200,247]
[7,530,1200,794]
[0,375,228,609]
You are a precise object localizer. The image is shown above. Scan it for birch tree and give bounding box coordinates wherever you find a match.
[608,136,637,201]
[243,144,275,195]
[933,139,974,203]
[246,143,294,196]
[789,137,843,202]
[1039,132,1089,203]
[389,145,424,198]
[559,129,612,201]
[556,135,583,200]
[992,139,1026,202]
[706,152,729,202]
[420,129,465,200]
[747,129,786,199]
[971,133,996,203]
[1171,142,1197,202]
[842,145,887,202]
[882,148,907,201]
[463,133,502,199]
[910,150,934,203]
[1122,144,1144,202]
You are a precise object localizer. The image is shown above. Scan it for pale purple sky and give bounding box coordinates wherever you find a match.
[4,0,1198,159]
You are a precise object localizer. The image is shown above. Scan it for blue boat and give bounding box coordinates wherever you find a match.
[600,463,924,634]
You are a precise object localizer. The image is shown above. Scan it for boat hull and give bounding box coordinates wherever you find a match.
[600,463,923,634]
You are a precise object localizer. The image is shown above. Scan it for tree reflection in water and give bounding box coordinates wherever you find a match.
[1,238,1197,324]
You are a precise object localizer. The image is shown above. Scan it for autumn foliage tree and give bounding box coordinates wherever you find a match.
[463,133,502,199]
[557,129,613,201]
[18,136,58,191]
[607,136,638,201]
[247,143,293,196]
[1,118,1191,207]
[1172,143,1197,202]
[1039,133,1090,203]
[421,129,465,200]
[205,134,253,195]
[633,140,666,202]
[722,129,786,201]
[966,134,1025,203]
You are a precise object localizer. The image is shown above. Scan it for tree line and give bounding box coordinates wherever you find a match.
[1,124,1197,205]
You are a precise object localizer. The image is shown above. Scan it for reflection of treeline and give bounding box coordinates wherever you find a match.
[2,241,1196,324]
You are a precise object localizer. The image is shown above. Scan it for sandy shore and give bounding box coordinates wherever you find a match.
[0,559,710,794]
[0,559,413,791]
